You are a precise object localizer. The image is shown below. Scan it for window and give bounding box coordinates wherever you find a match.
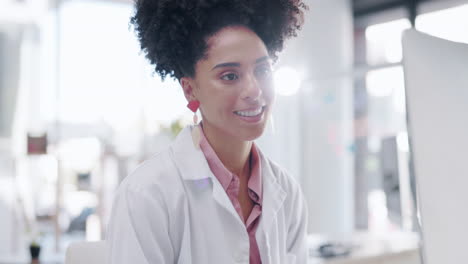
[353,1,468,233]
[416,4,468,44]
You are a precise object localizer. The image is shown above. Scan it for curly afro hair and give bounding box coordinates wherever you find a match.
[130,0,308,81]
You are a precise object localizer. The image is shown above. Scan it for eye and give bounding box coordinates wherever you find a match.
[221,73,239,81]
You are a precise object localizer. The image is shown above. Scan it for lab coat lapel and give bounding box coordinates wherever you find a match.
[256,152,287,264]
[171,126,244,225]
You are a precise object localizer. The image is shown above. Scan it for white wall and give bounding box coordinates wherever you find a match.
[0,26,24,255]
[300,0,354,235]
[259,0,354,234]
[0,26,22,137]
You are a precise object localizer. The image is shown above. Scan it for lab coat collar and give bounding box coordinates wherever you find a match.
[171,125,211,181]
[171,125,241,223]
[171,125,287,238]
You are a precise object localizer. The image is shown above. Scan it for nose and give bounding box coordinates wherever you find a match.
[242,73,262,102]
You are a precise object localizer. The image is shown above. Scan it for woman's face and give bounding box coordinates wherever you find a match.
[182,26,275,141]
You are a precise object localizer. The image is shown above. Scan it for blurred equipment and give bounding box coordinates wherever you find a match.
[67,207,95,233]
[308,232,419,264]
[380,135,415,231]
[380,137,402,226]
[315,242,353,259]
[27,133,48,155]
[403,29,468,264]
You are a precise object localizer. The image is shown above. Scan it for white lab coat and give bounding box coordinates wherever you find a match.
[106,125,308,264]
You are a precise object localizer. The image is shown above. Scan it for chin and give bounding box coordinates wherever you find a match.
[237,123,266,141]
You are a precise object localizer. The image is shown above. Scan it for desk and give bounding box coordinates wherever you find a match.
[308,232,421,264]
[3,232,421,264]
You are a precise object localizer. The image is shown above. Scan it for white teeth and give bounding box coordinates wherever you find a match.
[234,107,263,117]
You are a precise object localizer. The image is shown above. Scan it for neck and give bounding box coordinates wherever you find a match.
[200,122,252,178]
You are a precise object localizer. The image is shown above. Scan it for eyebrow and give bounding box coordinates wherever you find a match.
[211,56,271,71]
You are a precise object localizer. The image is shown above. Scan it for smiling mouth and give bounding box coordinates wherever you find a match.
[233,106,265,117]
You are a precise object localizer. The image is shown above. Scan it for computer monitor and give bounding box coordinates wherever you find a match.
[402,29,468,264]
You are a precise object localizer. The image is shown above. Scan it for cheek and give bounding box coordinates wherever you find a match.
[220,95,241,114]
[201,93,237,116]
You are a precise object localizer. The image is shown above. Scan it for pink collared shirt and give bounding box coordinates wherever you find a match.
[199,128,263,264]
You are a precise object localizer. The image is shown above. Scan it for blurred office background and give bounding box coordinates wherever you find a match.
[1,0,467,263]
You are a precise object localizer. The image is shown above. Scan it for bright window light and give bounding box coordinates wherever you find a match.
[366,66,404,98]
[58,137,101,172]
[397,132,409,153]
[368,189,390,233]
[273,66,302,96]
[86,214,102,241]
[141,73,187,128]
[59,1,186,130]
[366,19,412,64]
[60,2,140,126]
[416,4,468,44]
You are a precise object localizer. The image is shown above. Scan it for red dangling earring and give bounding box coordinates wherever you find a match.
[187,100,200,125]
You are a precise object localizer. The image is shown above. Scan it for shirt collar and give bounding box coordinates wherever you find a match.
[248,143,262,204]
[198,127,233,190]
[198,124,263,204]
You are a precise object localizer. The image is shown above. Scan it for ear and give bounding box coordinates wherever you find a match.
[180,77,198,102]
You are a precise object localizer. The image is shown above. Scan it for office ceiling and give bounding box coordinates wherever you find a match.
[111,0,438,18]
[0,0,448,24]
[62,0,448,18]
[352,0,434,17]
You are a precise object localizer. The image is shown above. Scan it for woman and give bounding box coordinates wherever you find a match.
[107,0,309,263]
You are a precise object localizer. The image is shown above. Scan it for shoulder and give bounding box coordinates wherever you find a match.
[260,153,302,197]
